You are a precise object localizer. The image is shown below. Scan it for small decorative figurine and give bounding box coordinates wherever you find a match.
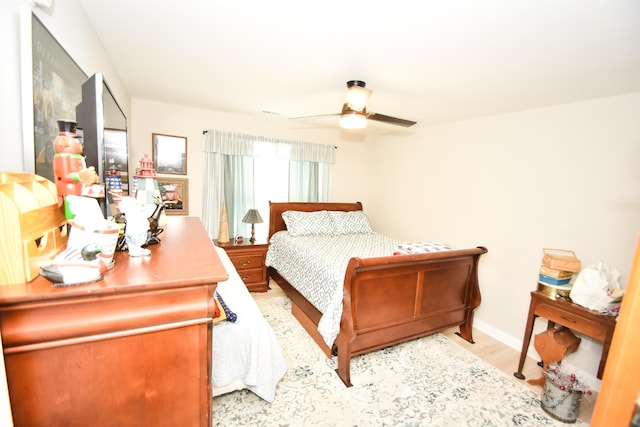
[118,197,151,257]
[52,120,100,218]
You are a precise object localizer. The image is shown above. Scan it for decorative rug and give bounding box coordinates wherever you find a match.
[213,295,586,426]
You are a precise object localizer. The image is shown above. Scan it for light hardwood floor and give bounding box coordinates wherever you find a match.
[254,280,595,424]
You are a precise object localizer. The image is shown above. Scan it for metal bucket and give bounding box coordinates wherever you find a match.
[541,376,582,423]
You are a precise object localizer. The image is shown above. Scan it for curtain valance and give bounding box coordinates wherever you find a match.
[202,130,335,164]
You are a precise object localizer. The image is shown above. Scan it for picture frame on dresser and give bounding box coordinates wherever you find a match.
[157,177,189,215]
[152,133,187,175]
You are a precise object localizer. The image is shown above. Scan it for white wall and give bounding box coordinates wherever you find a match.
[3,0,639,398]
[130,98,373,222]
[1,0,130,173]
[0,1,130,423]
[367,92,640,380]
[131,94,640,383]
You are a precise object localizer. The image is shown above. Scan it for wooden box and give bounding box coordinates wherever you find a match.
[0,172,67,285]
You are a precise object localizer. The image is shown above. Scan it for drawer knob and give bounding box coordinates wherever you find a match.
[239,260,250,266]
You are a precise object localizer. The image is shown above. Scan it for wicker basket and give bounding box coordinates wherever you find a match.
[542,248,582,273]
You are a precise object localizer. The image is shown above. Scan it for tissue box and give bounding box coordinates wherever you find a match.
[0,172,68,285]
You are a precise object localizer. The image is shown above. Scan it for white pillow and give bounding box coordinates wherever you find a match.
[281,210,335,236]
[329,210,373,235]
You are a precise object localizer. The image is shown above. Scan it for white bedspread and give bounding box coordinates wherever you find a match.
[212,246,287,402]
[266,231,403,348]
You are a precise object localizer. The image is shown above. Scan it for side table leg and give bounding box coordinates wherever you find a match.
[514,299,538,380]
[598,328,615,379]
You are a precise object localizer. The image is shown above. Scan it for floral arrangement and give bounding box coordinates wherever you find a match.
[545,365,592,395]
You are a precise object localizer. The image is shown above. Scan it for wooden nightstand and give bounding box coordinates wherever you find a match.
[216,240,269,292]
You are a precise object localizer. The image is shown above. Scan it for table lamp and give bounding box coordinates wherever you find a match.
[241,208,263,243]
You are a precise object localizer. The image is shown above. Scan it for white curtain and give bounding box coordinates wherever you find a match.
[224,154,254,238]
[289,160,318,202]
[202,130,335,239]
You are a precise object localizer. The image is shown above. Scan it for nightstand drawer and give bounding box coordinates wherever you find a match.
[236,268,264,285]
[229,253,265,272]
[215,240,269,292]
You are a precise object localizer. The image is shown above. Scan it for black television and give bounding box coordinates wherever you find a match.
[76,73,128,216]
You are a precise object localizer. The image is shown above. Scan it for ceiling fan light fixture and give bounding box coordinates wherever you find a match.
[339,112,367,129]
[345,80,371,112]
[345,86,371,111]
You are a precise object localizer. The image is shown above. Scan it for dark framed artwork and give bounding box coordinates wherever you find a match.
[104,128,128,171]
[152,133,187,175]
[28,13,87,181]
[157,177,189,215]
[104,128,129,193]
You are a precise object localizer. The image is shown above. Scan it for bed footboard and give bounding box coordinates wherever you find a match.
[334,246,488,386]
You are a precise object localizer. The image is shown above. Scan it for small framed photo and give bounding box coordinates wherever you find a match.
[152,133,187,174]
[157,177,189,215]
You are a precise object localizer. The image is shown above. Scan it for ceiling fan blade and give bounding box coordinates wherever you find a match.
[290,113,339,120]
[367,112,417,127]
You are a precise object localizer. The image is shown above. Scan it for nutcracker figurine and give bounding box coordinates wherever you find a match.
[52,119,99,219]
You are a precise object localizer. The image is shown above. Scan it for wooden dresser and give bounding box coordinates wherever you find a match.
[0,217,228,427]
[216,240,268,292]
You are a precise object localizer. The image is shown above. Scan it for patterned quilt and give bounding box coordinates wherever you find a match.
[266,232,454,347]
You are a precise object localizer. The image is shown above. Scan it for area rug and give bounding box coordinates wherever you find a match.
[213,295,586,426]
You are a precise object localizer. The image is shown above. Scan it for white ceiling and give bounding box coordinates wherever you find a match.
[79,0,640,131]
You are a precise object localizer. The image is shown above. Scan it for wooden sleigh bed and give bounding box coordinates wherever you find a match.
[266,201,488,386]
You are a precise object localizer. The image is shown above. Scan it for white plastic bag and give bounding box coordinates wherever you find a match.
[569,261,624,311]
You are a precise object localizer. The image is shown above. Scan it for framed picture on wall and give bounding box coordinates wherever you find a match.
[26,12,87,181]
[157,177,189,215]
[152,133,187,174]
[104,128,128,171]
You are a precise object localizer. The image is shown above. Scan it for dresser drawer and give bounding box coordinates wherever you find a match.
[229,253,265,272]
[536,302,609,340]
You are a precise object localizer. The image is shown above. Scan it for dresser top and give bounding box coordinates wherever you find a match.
[0,217,228,305]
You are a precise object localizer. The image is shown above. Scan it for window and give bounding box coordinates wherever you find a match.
[252,157,288,241]
[202,130,335,241]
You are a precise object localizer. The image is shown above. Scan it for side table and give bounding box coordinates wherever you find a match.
[514,290,617,380]
[216,240,269,292]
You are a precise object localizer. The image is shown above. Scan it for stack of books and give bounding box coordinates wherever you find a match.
[537,265,574,298]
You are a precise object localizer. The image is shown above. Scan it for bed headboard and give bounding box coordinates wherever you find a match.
[268,201,363,240]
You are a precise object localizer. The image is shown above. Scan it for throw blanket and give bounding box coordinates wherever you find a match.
[212,246,287,402]
[394,241,455,254]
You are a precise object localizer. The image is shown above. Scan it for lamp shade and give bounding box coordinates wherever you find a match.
[345,82,371,111]
[242,208,263,224]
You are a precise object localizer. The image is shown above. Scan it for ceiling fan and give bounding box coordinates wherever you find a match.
[292,80,417,129]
